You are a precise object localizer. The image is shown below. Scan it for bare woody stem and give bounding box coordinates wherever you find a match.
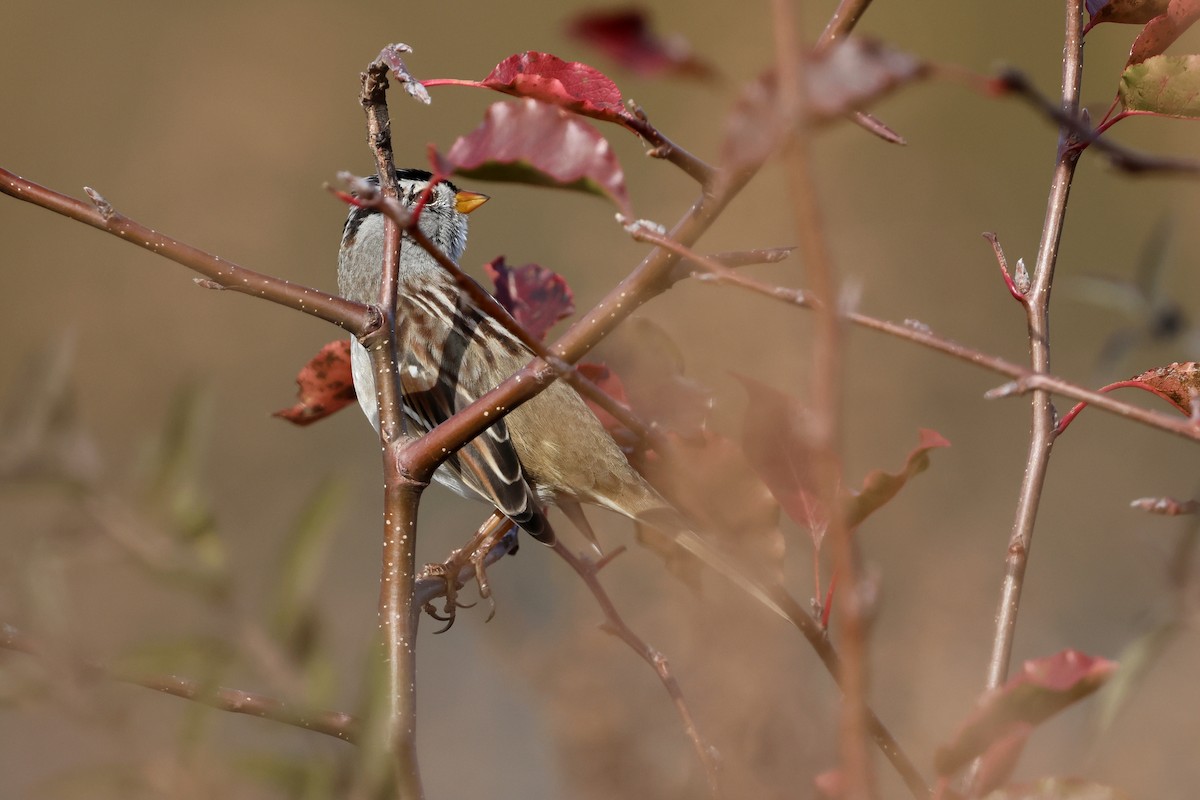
[629,225,1200,443]
[551,543,723,798]
[0,170,374,335]
[0,623,360,743]
[980,0,1084,759]
[359,60,426,800]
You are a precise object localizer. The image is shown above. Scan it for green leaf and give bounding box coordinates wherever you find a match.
[1119,54,1200,117]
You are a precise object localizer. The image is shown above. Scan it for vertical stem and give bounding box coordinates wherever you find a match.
[772,1,871,796]
[360,63,425,799]
[981,0,1084,695]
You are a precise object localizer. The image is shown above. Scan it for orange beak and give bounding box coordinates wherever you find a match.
[455,190,489,214]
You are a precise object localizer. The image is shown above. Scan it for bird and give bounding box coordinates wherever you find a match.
[337,168,789,620]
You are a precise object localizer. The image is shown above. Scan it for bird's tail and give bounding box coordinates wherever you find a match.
[636,507,793,623]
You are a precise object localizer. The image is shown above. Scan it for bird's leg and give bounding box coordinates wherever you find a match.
[418,510,516,632]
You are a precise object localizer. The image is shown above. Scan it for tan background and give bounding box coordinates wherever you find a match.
[2,1,1199,797]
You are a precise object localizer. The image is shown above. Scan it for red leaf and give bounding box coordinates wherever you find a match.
[566,8,717,80]
[444,99,632,216]
[843,428,950,529]
[934,650,1117,777]
[480,51,633,125]
[273,340,357,426]
[1085,0,1170,33]
[1126,0,1200,65]
[483,257,575,342]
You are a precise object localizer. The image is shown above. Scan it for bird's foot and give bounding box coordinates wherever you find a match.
[418,512,516,632]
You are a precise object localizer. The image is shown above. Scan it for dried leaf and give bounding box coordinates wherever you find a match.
[273,340,357,426]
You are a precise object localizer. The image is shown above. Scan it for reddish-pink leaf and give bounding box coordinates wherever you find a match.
[480,51,632,125]
[843,428,950,529]
[935,650,1117,777]
[483,256,575,342]
[443,99,632,216]
[273,340,357,426]
[1085,0,1171,33]
[735,375,828,545]
[1126,0,1200,65]
[566,8,716,80]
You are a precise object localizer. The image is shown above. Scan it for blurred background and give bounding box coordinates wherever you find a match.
[2,1,1199,797]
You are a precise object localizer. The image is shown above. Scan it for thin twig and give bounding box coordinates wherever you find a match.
[973,2,1085,794]
[626,224,1200,444]
[0,169,374,334]
[551,542,723,798]
[0,622,359,742]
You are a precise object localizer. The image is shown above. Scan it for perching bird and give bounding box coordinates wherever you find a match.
[337,168,788,619]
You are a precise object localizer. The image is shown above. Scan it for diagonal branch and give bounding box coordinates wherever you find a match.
[0,622,359,743]
[0,169,374,335]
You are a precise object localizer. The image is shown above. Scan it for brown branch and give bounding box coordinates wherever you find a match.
[358,57,426,800]
[551,542,723,798]
[968,2,1086,794]
[626,224,1200,445]
[622,104,717,187]
[0,622,359,743]
[816,0,878,52]
[0,169,375,336]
